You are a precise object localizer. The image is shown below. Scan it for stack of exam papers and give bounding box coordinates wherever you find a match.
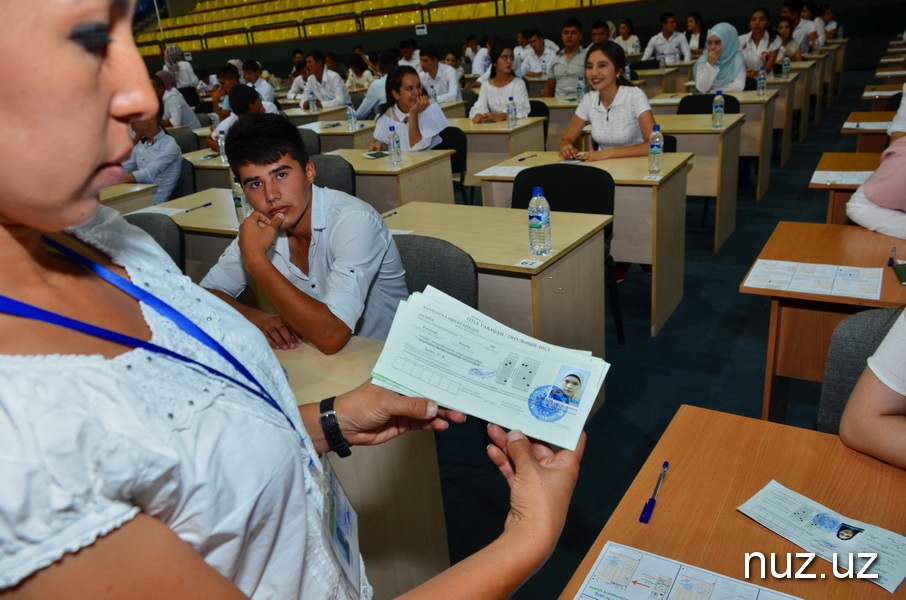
[372,287,609,450]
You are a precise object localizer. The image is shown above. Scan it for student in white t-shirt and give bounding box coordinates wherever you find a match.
[369,66,449,152]
[739,7,781,76]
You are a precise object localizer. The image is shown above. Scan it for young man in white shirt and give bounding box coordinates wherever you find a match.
[398,39,421,70]
[153,70,201,129]
[781,0,816,54]
[242,59,275,105]
[641,12,692,64]
[207,85,279,152]
[301,50,352,110]
[121,103,182,205]
[543,19,585,98]
[202,113,408,353]
[356,50,397,120]
[419,46,462,103]
[518,29,558,78]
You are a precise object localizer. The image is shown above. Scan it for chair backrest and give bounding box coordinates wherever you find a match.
[170,158,196,200]
[817,307,903,434]
[511,164,616,234]
[663,134,678,153]
[677,93,741,114]
[298,127,321,156]
[392,234,478,308]
[350,91,366,110]
[528,100,550,145]
[435,126,467,179]
[743,77,758,91]
[195,101,214,114]
[178,86,202,109]
[168,127,201,153]
[629,59,660,72]
[310,154,355,195]
[887,92,903,112]
[461,88,479,116]
[123,212,186,272]
[195,112,212,127]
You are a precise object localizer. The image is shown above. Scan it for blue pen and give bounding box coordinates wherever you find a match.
[639,461,669,523]
[184,202,213,213]
[518,154,538,162]
[889,246,897,267]
[383,211,398,219]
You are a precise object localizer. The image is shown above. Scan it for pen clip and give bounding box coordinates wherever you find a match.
[639,498,656,523]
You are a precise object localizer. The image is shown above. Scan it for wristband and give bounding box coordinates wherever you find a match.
[318,396,352,457]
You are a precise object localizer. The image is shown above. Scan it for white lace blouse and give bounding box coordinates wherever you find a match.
[0,207,369,598]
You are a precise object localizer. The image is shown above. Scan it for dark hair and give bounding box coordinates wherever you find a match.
[150,74,164,91]
[306,50,324,64]
[782,0,803,15]
[750,7,778,43]
[291,48,304,57]
[562,17,582,31]
[564,373,582,385]
[777,15,796,37]
[349,53,368,76]
[660,12,675,25]
[803,0,819,17]
[379,66,419,115]
[687,11,704,29]
[399,39,416,50]
[196,68,209,79]
[467,34,477,42]
[591,21,608,30]
[421,45,441,61]
[353,44,364,52]
[217,63,240,80]
[478,36,489,47]
[228,84,260,117]
[584,41,632,87]
[529,29,544,40]
[518,29,531,39]
[488,42,515,80]
[225,113,310,180]
[325,52,338,63]
[242,59,261,73]
[619,19,635,35]
[378,49,399,75]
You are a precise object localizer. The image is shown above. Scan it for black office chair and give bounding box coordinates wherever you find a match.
[887,92,903,112]
[392,234,478,308]
[528,100,550,146]
[169,159,196,200]
[663,133,678,154]
[297,127,321,156]
[677,93,741,226]
[744,77,758,91]
[178,86,202,109]
[461,88,479,117]
[310,154,355,195]
[435,126,472,204]
[629,59,660,73]
[350,92,366,110]
[167,127,201,153]
[511,164,625,345]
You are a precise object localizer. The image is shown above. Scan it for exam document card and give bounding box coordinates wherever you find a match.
[572,541,800,600]
[738,480,906,593]
[743,259,882,300]
[371,287,608,450]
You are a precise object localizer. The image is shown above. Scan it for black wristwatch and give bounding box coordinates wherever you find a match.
[318,397,352,457]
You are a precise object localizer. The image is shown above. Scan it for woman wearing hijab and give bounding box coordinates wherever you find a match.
[694,22,746,94]
[163,44,199,90]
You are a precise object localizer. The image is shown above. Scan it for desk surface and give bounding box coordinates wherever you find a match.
[445,116,546,134]
[842,110,895,130]
[529,96,579,109]
[862,83,904,99]
[649,89,779,106]
[652,112,745,133]
[184,147,230,170]
[100,182,156,204]
[164,188,238,235]
[282,105,346,119]
[325,148,454,175]
[739,221,906,308]
[298,119,376,135]
[383,201,610,275]
[810,152,882,190]
[559,405,906,600]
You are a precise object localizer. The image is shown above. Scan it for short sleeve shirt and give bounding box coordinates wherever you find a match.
[575,85,651,149]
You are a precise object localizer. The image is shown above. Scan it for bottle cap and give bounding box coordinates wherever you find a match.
[532,186,543,197]
[715,90,723,95]
[509,96,514,101]
[389,125,396,131]
[652,124,660,131]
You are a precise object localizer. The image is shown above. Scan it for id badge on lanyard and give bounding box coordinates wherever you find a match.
[318,455,362,597]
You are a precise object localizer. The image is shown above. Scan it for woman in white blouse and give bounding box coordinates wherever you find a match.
[369,66,449,151]
[739,8,781,76]
[346,53,374,92]
[776,17,803,62]
[616,20,641,55]
[469,42,531,123]
[558,41,654,161]
[694,22,747,94]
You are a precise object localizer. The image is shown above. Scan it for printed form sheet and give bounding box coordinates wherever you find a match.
[743,259,882,300]
[738,480,906,593]
[372,287,609,450]
[572,541,800,600]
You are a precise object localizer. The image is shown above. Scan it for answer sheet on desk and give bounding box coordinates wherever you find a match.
[743,259,882,300]
[739,480,906,593]
[371,286,608,450]
[572,541,800,600]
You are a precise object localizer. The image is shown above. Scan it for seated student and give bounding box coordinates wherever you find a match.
[802,0,826,48]
[153,71,201,129]
[739,7,781,76]
[207,85,279,152]
[346,53,375,92]
[469,42,531,123]
[781,0,816,54]
[195,69,219,95]
[776,16,804,62]
[462,34,479,67]
[369,66,449,152]
[445,50,465,83]
[356,50,398,120]
[642,13,692,64]
[286,59,311,101]
[839,309,906,469]
[242,59,275,104]
[419,45,462,103]
[518,29,557,78]
[325,52,349,80]
[163,44,199,90]
[558,41,654,162]
[288,48,305,78]
[202,114,409,353]
[210,64,241,121]
[398,39,421,70]
[820,5,838,40]
[300,50,351,110]
[694,22,746,94]
[471,36,491,75]
[543,19,586,98]
[615,20,641,55]
[685,12,708,57]
[121,101,182,205]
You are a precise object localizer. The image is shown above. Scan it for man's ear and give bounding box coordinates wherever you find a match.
[305,159,317,182]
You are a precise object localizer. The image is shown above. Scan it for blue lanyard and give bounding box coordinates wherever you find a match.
[0,237,303,441]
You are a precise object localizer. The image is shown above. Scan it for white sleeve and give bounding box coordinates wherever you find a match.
[888,84,906,136]
[642,37,656,60]
[436,68,460,103]
[477,65,492,84]
[719,69,747,93]
[409,103,449,151]
[679,35,692,61]
[200,237,251,297]
[846,186,906,240]
[287,75,306,100]
[468,82,491,117]
[867,311,906,396]
[322,73,350,108]
[513,79,531,118]
[694,62,719,94]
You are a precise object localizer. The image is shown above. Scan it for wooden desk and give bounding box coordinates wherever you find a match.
[530,97,579,152]
[809,152,882,224]
[842,111,894,153]
[559,404,906,600]
[279,337,450,600]
[446,117,545,186]
[633,67,678,98]
[739,222,906,420]
[670,60,695,84]
[526,76,546,97]
[827,38,848,94]
[439,100,467,120]
[283,105,346,127]
[384,202,610,363]
[183,148,232,190]
[325,148,455,213]
[765,73,798,166]
[790,61,817,141]
[650,90,777,201]
[881,55,906,67]
[191,126,211,148]
[298,120,376,152]
[100,183,157,213]
[163,189,237,282]
[803,52,827,120]
[862,84,903,111]
[476,151,692,336]
[875,67,906,86]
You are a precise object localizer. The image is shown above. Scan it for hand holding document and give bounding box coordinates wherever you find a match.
[371,287,609,450]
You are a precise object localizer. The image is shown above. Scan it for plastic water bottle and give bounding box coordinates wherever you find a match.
[345,102,357,131]
[217,136,228,164]
[388,126,403,165]
[648,124,664,174]
[308,90,319,114]
[506,96,518,129]
[658,54,666,72]
[528,186,552,256]
[712,90,724,129]
[428,84,438,102]
[576,76,585,102]
[232,176,251,223]
[782,54,791,80]
[624,64,631,81]
[349,72,357,90]
[209,112,220,127]
[756,65,767,97]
